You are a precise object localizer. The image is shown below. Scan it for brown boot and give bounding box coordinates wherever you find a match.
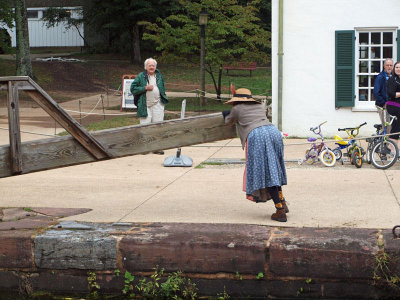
[278,190,289,213]
[271,207,287,222]
[281,200,289,213]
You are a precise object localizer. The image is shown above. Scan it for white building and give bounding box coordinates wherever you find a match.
[4,1,84,47]
[271,0,400,136]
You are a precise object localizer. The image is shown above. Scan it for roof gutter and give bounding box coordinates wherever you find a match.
[278,0,283,130]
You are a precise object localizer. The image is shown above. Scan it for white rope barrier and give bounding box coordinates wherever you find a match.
[63,109,137,116]
[0,126,58,137]
[56,88,269,117]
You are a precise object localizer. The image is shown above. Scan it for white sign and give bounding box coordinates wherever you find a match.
[121,79,137,109]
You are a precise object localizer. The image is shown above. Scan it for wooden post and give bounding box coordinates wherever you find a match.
[6,81,22,174]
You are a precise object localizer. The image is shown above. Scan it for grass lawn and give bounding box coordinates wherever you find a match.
[161,65,271,97]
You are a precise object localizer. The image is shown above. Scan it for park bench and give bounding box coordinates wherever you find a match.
[223,62,257,76]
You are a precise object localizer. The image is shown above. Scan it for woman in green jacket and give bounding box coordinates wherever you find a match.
[130,58,168,154]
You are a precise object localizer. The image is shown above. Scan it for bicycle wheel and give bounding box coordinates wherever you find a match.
[365,142,374,164]
[320,149,336,167]
[351,148,363,168]
[371,139,399,170]
[305,149,318,164]
[332,148,342,161]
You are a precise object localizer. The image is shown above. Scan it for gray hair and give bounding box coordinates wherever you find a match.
[144,58,157,69]
[384,58,393,66]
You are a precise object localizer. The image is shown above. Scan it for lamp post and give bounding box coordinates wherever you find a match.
[199,8,208,107]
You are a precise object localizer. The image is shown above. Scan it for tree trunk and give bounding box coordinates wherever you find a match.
[206,65,218,93]
[14,0,33,78]
[216,65,223,100]
[130,24,141,64]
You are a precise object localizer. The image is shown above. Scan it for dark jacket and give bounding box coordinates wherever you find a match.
[373,70,390,107]
[387,74,400,103]
[130,69,168,118]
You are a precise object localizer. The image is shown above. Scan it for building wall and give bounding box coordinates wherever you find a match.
[272,0,400,137]
[5,7,84,47]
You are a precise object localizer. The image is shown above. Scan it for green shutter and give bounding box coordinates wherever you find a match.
[335,30,355,108]
[397,30,400,62]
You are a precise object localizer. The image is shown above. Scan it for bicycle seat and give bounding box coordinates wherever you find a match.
[374,124,382,130]
[307,137,317,142]
[334,135,348,145]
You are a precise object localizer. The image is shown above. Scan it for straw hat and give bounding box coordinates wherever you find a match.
[224,88,261,105]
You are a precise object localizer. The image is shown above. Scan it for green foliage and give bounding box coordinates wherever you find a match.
[0,0,13,27]
[87,271,100,299]
[216,286,230,299]
[234,271,243,281]
[373,248,400,291]
[144,0,269,65]
[143,0,269,97]
[123,271,135,296]
[122,267,198,299]
[256,272,264,280]
[82,0,179,60]
[42,8,82,30]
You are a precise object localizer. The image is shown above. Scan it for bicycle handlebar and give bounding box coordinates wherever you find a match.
[310,121,327,132]
[337,122,367,131]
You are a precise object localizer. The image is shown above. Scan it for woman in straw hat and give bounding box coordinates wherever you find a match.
[223,87,288,222]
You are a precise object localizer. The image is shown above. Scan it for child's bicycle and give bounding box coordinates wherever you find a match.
[298,121,336,167]
[366,107,399,169]
[332,122,367,168]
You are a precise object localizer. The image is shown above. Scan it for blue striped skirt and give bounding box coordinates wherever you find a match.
[244,125,287,198]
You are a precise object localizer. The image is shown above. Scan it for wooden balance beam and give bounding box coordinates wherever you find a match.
[0,76,236,178]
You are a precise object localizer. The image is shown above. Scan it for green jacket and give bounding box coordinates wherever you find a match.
[130,70,168,118]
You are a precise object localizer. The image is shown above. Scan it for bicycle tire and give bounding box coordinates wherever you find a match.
[351,148,363,168]
[349,149,354,165]
[320,149,336,167]
[371,139,399,170]
[305,149,318,164]
[366,142,374,164]
[332,148,342,161]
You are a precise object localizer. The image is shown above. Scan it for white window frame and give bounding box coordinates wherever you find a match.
[354,27,397,111]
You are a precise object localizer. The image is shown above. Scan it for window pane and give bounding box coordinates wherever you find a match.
[383,47,393,58]
[383,32,393,44]
[359,89,368,101]
[371,32,380,44]
[371,47,381,58]
[359,32,369,44]
[27,10,38,18]
[371,91,375,101]
[371,75,377,87]
[359,75,368,87]
[359,61,368,73]
[371,61,381,73]
[359,46,368,59]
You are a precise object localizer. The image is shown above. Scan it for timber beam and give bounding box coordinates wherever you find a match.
[0,76,112,168]
[0,113,237,178]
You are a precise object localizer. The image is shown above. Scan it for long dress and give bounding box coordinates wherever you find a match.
[243,125,287,202]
